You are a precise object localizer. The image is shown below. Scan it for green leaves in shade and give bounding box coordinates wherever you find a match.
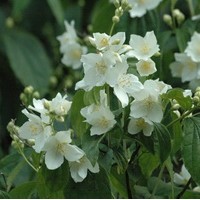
[70,90,88,140]
[91,0,115,34]
[165,88,193,110]
[47,0,64,25]
[3,29,52,95]
[65,169,112,199]
[153,123,171,163]
[183,116,200,185]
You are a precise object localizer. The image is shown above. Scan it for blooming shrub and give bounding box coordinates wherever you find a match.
[1,0,200,199]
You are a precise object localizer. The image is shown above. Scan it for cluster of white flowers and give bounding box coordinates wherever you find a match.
[109,0,163,18]
[76,30,171,136]
[57,21,88,69]
[170,32,200,89]
[18,93,99,182]
[128,0,163,18]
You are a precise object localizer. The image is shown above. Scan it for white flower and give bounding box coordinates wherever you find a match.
[43,131,84,170]
[170,53,200,82]
[69,155,99,182]
[128,31,159,60]
[136,58,157,76]
[49,93,72,116]
[89,32,125,52]
[81,90,116,136]
[174,164,191,185]
[185,32,200,62]
[128,117,154,136]
[128,0,162,18]
[19,109,52,153]
[61,42,87,69]
[57,20,78,53]
[106,58,143,107]
[130,79,171,123]
[183,89,192,97]
[75,52,115,91]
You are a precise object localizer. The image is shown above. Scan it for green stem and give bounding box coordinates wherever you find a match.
[109,22,116,36]
[151,163,165,198]
[187,0,195,17]
[125,170,133,199]
[17,144,39,172]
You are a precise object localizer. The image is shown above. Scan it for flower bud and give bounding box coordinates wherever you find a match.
[43,100,50,110]
[6,17,14,28]
[113,0,120,8]
[163,14,172,27]
[193,96,199,104]
[115,7,123,17]
[49,76,58,88]
[20,93,28,104]
[172,103,180,110]
[173,110,181,118]
[33,91,40,99]
[112,15,120,24]
[24,85,34,95]
[195,86,200,92]
[172,9,185,25]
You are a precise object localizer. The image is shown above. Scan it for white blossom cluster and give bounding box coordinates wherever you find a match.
[170,32,200,89]
[18,93,99,182]
[75,29,171,136]
[57,20,88,69]
[109,0,163,18]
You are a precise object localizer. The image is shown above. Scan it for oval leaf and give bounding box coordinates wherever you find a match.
[183,117,200,185]
[3,29,52,95]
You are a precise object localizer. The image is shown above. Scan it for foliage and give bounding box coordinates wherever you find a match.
[1,0,200,199]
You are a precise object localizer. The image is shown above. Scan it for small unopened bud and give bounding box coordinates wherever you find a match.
[33,91,40,99]
[163,14,172,27]
[121,0,129,10]
[172,103,180,110]
[49,76,58,88]
[193,96,200,104]
[6,17,14,28]
[196,86,200,92]
[115,7,123,17]
[173,110,181,118]
[172,9,185,25]
[195,91,200,98]
[112,15,120,24]
[27,139,35,146]
[154,52,161,57]
[20,93,28,104]
[55,116,65,122]
[43,100,50,110]
[113,0,120,8]
[24,86,34,95]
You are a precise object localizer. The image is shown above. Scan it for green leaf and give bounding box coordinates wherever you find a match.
[175,28,190,52]
[3,29,52,95]
[65,169,112,198]
[165,88,193,110]
[139,151,159,177]
[183,117,200,185]
[0,190,10,199]
[47,0,64,25]
[70,90,88,140]
[9,182,36,198]
[11,0,31,19]
[82,131,104,166]
[36,161,69,198]
[154,123,171,163]
[91,0,115,34]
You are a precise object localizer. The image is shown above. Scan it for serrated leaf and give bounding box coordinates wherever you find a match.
[183,117,200,185]
[166,88,192,110]
[154,123,171,163]
[70,90,88,140]
[3,29,52,95]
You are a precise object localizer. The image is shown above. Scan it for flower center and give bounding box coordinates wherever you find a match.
[71,49,82,59]
[98,117,109,128]
[100,38,109,48]
[141,43,150,54]
[29,123,43,135]
[118,75,132,87]
[56,143,65,154]
[96,61,107,74]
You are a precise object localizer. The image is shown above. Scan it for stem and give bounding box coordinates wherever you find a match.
[109,22,116,36]
[151,163,165,198]
[187,0,195,17]
[176,177,192,199]
[166,107,196,128]
[125,170,133,199]
[17,144,39,172]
